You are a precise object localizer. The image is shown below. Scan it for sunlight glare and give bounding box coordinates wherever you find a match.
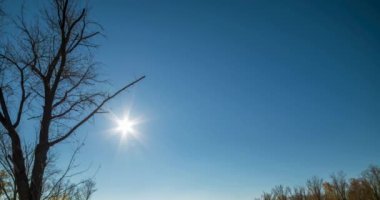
[115,116,136,137]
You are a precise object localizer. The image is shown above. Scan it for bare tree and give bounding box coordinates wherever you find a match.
[272,185,291,200]
[291,186,306,200]
[348,178,374,200]
[330,171,348,200]
[256,166,380,200]
[306,176,323,200]
[45,179,96,200]
[362,165,380,200]
[0,0,144,199]
[262,192,272,200]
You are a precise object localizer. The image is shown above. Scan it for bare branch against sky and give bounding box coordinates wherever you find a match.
[0,0,144,199]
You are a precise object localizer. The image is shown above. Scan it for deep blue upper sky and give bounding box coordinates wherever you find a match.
[5,0,380,199]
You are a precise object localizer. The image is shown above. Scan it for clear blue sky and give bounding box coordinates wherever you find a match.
[5,0,380,199]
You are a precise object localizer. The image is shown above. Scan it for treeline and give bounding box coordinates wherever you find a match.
[255,165,380,200]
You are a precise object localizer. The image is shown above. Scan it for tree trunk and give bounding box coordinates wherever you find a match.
[30,144,49,200]
[10,130,31,200]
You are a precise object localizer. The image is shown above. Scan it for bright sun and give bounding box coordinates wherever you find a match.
[115,116,136,136]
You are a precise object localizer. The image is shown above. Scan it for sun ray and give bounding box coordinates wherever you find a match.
[115,116,136,137]
[107,108,143,143]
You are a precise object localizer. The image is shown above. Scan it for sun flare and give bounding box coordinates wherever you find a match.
[115,116,137,136]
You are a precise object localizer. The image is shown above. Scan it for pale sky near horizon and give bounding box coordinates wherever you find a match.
[3,0,380,199]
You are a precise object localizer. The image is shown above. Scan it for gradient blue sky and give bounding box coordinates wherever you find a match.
[5,0,380,199]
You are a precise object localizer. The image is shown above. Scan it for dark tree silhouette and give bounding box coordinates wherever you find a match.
[306,176,323,200]
[330,171,348,200]
[0,0,144,199]
[257,165,380,200]
[362,166,380,200]
[292,186,306,200]
[271,185,291,200]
